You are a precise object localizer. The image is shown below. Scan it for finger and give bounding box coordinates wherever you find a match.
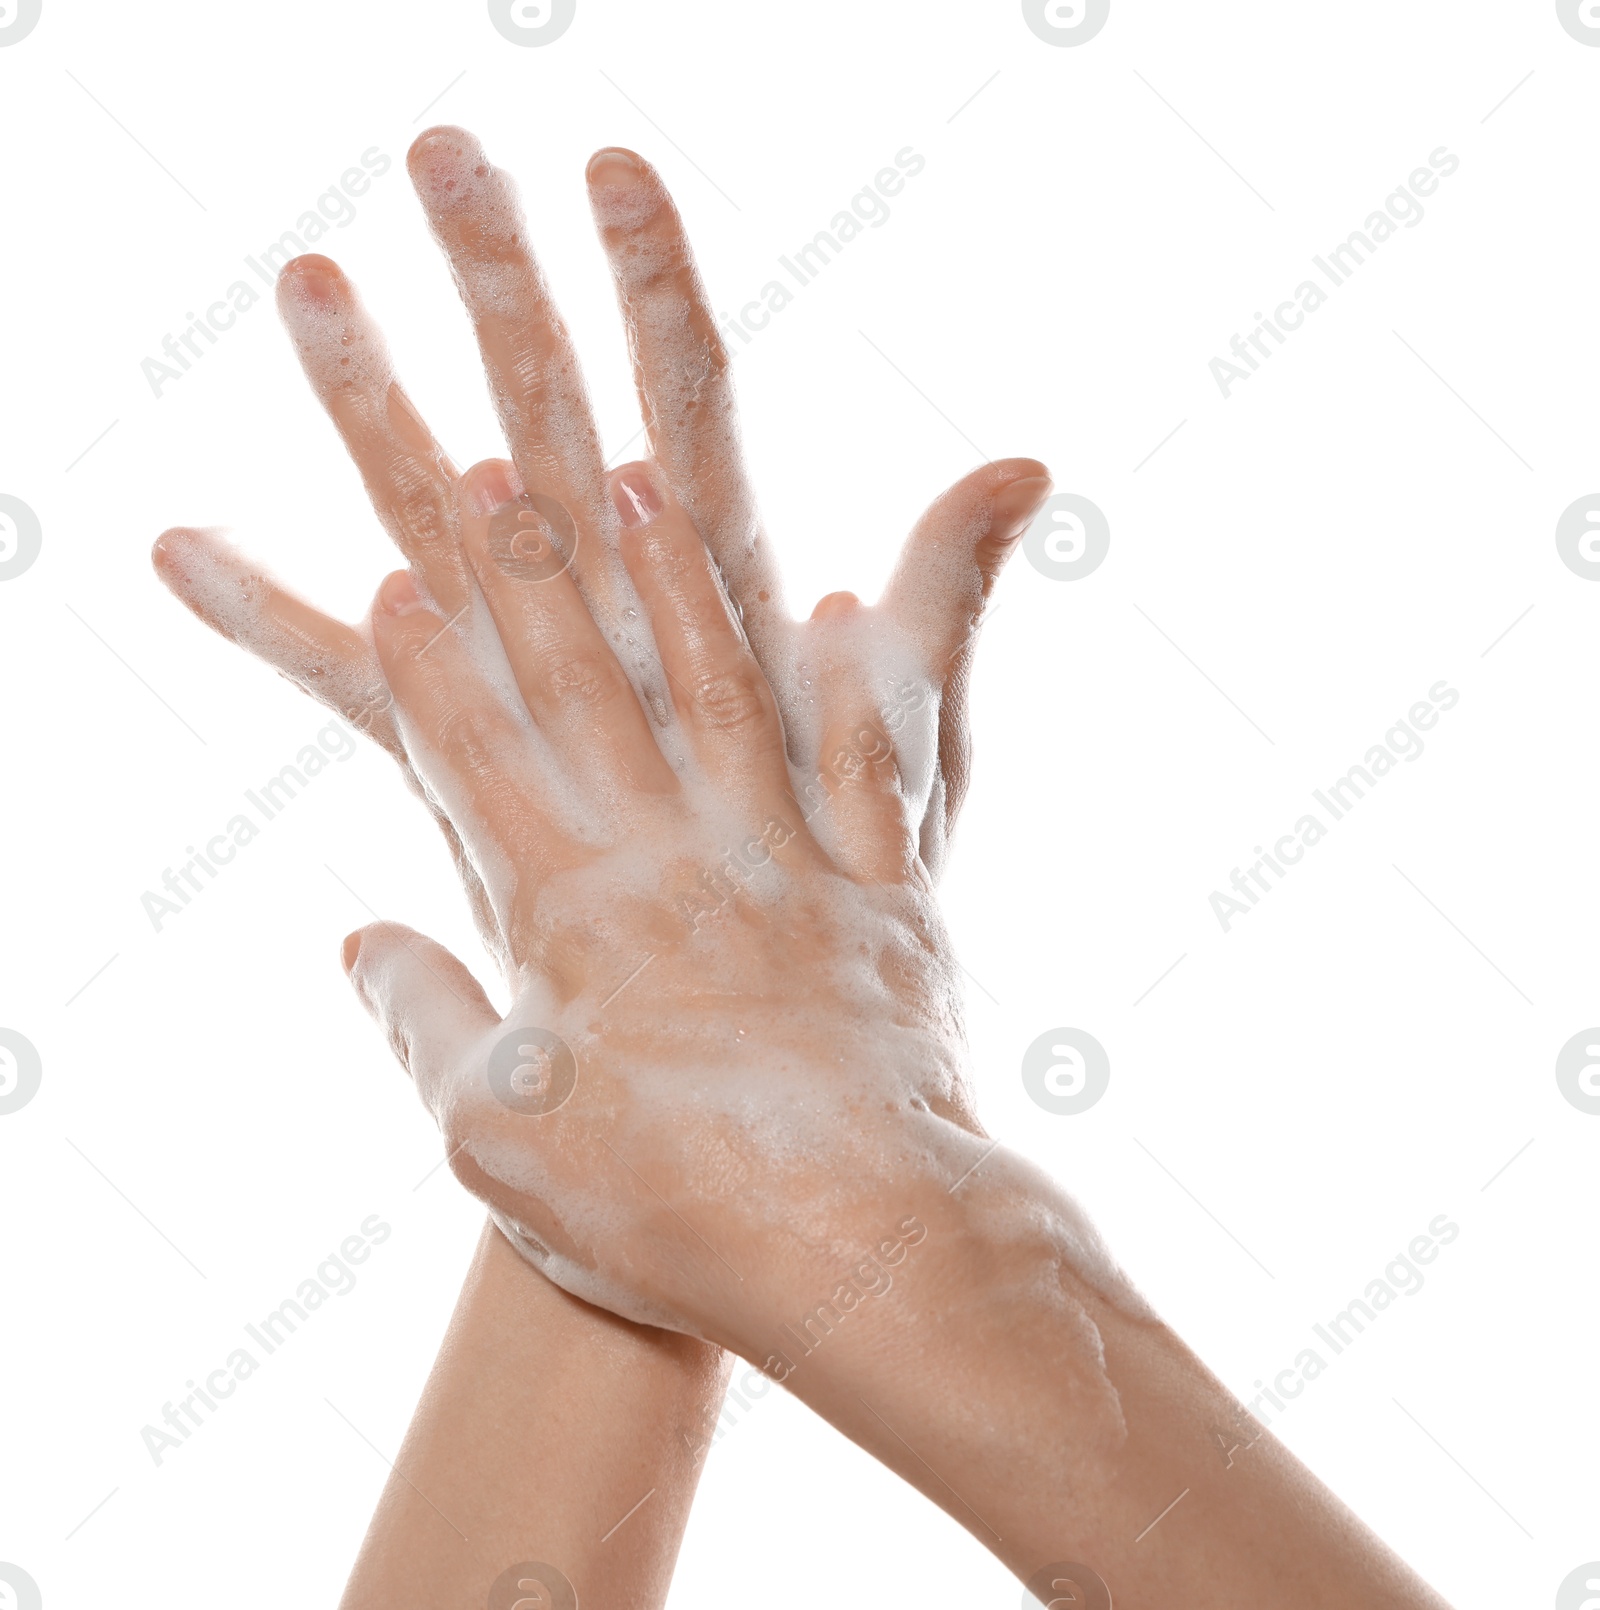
[457,458,678,805]
[612,462,798,820]
[370,568,583,928]
[407,127,616,607]
[275,256,471,615]
[879,459,1052,672]
[153,525,397,744]
[342,921,498,1115]
[879,460,1052,864]
[152,527,505,959]
[585,148,783,646]
[799,592,920,885]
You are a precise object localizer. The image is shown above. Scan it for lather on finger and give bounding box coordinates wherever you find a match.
[585,148,783,649]
[369,569,586,938]
[275,255,471,618]
[800,591,920,887]
[612,462,805,833]
[407,127,618,611]
[879,459,1053,869]
[457,458,679,805]
[153,525,399,748]
[151,526,507,958]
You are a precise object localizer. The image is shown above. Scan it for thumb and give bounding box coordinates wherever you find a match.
[342,922,500,1112]
[877,460,1052,871]
[878,458,1052,672]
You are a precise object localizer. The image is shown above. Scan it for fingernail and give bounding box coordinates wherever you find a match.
[587,147,642,187]
[341,930,363,974]
[283,254,341,311]
[465,460,522,518]
[611,465,663,529]
[408,126,484,197]
[379,570,427,616]
[989,476,1053,543]
[811,590,861,622]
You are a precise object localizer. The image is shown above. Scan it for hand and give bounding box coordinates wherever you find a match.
[152,126,1052,958]
[345,457,984,1350]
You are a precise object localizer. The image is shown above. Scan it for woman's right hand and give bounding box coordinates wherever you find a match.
[339,457,993,1355]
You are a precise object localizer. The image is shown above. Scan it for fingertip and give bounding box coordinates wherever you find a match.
[408,124,487,195]
[150,527,243,604]
[375,569,429,620]
[151,525,201,574]
[990,456,1051,487]
[608,461,665,529]
[459,458,523,521]
[409,123,475,160]
[275,253,344,312]
[586,146,645,186]
[586,149,667,233]
[986,475,1053,549]
[810,590,861,622]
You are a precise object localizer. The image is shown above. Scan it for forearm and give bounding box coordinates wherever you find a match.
[725,1133,1451,1610]
[340,1219,729,1609]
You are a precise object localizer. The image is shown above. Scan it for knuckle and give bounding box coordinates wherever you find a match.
[545,651,619,707]
[392,480,450,549]
[691,665,768,732]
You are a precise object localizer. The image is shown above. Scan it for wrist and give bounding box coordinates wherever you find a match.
[716,1125,1157,1568]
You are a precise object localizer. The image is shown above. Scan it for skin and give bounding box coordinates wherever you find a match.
[154,128,1047,1604]
[157,126,1452,1608]
[339,1220,727,1609]
[344,455,1453,1608]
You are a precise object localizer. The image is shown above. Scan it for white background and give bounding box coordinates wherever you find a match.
[1,1,1595,1606]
